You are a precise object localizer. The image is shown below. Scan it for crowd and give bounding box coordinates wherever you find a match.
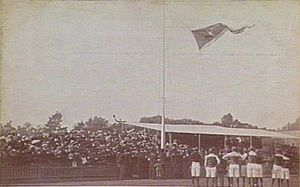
[0,122,299,187]
[0,125,168,167]
[0,122,199,169]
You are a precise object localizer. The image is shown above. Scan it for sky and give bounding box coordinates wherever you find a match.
[2,0,299,129]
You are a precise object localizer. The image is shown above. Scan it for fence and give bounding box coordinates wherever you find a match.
[0,161,298,183]
[0,166,118,180]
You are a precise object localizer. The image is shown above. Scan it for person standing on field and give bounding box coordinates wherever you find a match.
[271,148,284,187]
[247,147,258,187]
[190,148,203,187]
[223,146,242,187]
[217,149,227,187]
[204,148,220,187]
[240,148,248,187]
[255,149,264,187]
[281,151,290,187]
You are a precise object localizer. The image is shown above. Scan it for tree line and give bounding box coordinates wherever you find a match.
[2,112,298,137]
[281,117,300,131]
[139,113,272,130]
[0,111,110,137]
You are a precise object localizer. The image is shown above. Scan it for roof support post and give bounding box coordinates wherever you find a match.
[198,134,201,151]
[168,132,172,144]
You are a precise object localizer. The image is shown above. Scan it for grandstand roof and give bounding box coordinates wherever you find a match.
[276,130,300,138]
[128,122,298,139]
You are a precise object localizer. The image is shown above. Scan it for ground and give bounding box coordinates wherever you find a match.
[9,176,299,186]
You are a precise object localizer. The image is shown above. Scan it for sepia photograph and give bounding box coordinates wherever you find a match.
[0,0,299,186]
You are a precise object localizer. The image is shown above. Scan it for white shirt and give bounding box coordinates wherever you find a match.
[204,153,220,167]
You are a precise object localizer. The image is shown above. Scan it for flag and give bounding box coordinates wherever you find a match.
[191,23,254,51]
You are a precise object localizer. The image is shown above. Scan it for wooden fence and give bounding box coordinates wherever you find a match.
[0,161,298,182]
[0,166,118,180]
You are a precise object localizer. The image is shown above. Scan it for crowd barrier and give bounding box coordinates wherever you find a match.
[0,166,118,180]
[0,161,298,182]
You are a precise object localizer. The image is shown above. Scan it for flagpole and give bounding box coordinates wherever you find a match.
[161,0,166,150]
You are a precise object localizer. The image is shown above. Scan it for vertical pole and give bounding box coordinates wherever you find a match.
[250,136,253,147]
[198,134,201,151]
[224,135,227,149]
[168,133,172,144]
[160,0,166,150]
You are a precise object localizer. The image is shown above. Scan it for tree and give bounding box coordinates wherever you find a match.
[232,119,240,128]
[34,125,44,136]
[74,120,85,131]
[139,115,205,125]
[281,117,300,131]
[221,113,233,127]
[23,122,32,129]
[139,115,162,124]
[44,111,65,134]
[84,116,109,131]
[2,121,16,136]
[212,122,221,126]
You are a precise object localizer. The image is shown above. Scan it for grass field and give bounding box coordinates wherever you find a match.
[10,175,299,186]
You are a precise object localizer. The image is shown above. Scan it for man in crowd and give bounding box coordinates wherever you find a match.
[222,146,242,187]
[204,148,220,187]
[190,148,202,187]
